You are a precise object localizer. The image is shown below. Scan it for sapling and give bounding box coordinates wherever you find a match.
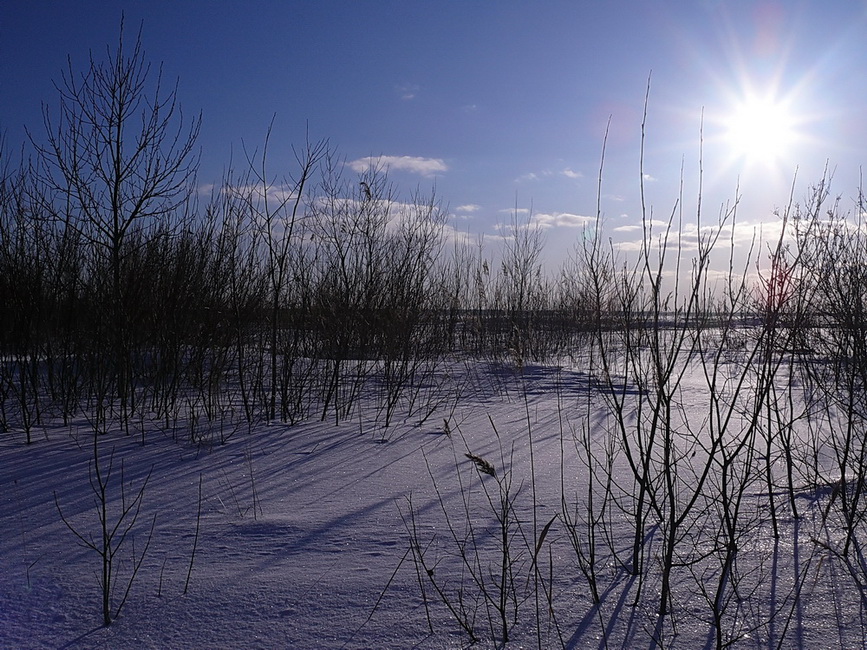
[399,494,479,644]
[184,473,203,595]
[54,401,155,626]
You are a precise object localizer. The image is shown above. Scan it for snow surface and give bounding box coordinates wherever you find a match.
[0,359,863,649]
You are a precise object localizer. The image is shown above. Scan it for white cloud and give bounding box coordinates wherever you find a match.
[441,222,475,246]
[456,204,481,213]
[613,239,645,253]
[562,168,583,179]
[614,220,763,255]
[348,155,448,177]
[530,212,593,229]
[612,219,669,233]
[680,220,763,248]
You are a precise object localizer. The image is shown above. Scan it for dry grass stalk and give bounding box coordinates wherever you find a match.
[465,452,496,477]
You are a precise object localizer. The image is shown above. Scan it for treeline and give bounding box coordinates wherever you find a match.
[0,30,605,441]
[0,147,591,441]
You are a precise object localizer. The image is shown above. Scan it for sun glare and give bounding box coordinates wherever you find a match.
[722,93,798,169]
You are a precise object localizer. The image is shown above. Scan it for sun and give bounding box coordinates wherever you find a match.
[722,92,799,169]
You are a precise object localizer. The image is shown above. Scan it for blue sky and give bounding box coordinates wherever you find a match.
[3,1,867,265]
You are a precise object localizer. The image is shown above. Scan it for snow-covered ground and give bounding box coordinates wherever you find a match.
[0,357,863,649]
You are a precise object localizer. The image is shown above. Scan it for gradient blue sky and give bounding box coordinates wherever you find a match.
[3,1,867,264]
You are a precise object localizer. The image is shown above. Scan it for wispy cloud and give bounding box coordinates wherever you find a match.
[347,155,448,177]
[218,182,300,205]
[395,83,419,100]
[516,167,583,183]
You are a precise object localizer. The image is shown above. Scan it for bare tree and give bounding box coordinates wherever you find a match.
[32,19,200,426]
